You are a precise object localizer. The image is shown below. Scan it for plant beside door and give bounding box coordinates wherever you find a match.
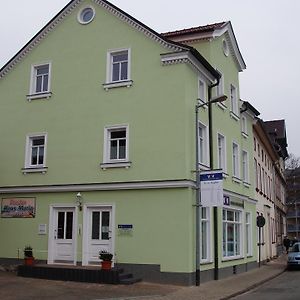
[99,250,113,270]
[24,245,35,266]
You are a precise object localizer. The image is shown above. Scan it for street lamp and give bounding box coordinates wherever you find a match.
[195,94,227,286]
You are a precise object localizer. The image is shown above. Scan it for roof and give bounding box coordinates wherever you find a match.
[240,100,260,117]
[0,0,220,82]
[161,21,246,72]
[263,120,288,159]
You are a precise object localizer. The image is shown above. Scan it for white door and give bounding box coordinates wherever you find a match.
[49,207,76,264]
[83,206,113,265]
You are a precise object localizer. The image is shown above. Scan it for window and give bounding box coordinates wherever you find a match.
[254,137,256,151]
[241,116,247,137]
[242,150,249,183]
[198,78,207,104]
[223,209,242,258]
[201,207,211,262]
[254,158,258,190]
[217,133,226,172]
[245,212,252,256]
[217,73,224,97]
[230,84,238,117]
[232,142,240,178]
[23,133,47,173]
[78,6,95,24]
[101,125,130,169]
[28,63,52,100]
[198,122,208,166]
[104,49,132,90]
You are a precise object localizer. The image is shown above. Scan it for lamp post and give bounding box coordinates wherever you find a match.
[195,94,227,286]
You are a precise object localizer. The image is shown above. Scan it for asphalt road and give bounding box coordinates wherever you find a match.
[232,270,300,300]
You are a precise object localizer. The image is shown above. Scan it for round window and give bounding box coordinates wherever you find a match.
[78,7,95,24]
[222,39,229,57]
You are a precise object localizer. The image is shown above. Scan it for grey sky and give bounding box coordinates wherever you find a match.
[1,0,299,156]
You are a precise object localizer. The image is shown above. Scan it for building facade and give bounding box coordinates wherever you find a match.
[0,0,262,285]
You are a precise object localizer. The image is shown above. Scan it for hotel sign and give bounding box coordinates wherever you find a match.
[1,198,36,218]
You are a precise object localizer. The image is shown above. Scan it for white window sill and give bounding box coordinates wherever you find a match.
[22,167,48,174]
[100,161,132,170]
[197,99,208,109]
[217,102,227,110]
[200,259,213,265]
[222,172,229,179]
[27,92,52,101]
[103,80,133,91]
[230,111,240,121]
[242,132,248,139]
[232,176,242,184]
[199,163,210,171]
[243,181,251,188]
[222,255,244,262]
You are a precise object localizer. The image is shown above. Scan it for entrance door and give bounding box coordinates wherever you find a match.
[83,206,113,265]
[48,207,76,265]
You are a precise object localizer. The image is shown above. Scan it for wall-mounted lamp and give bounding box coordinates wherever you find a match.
[76,192,83,211]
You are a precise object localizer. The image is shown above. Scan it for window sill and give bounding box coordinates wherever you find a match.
[230,111,240,121]
[217,102,227,110]
[242,132,248,139]
[27,92,52,101]
[232,176,242,184]
[197,99,208,109]
[100,161,132,170]
[243,181,251,188]
[222,255,244,262]
[22,167,48,174]
[200,260,213,265]
[103,80,133,91]
[223,172,229,179]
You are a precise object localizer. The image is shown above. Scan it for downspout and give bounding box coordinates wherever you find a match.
[208,78,220,281]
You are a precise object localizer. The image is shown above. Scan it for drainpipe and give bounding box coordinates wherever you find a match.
[208,79,220,281]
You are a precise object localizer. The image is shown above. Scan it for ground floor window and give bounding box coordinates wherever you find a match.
[201,207,211,262]
[222,208,242,258]
[245,212,252,256]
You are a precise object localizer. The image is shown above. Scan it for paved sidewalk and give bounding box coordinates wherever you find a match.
[160,254,287,300]
[0,255,287,300]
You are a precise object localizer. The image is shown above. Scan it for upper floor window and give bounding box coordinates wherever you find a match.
[198,122,209,166]
[28,63,52,100]
[232,142,240,178]
[230,84,239,118]
[241,116,248,137]
[101,125,131,169]
[242,150,249,183]
[198,78,207,105]
[23,133,48,173]
[217,133,226,172]
[104,49,132,90]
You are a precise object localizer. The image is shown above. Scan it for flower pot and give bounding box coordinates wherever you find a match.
[101,260,112,270]
[24,257,35,266]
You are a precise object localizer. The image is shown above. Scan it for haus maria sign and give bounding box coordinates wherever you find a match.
[200,170,223,207]
[1,198,36,218]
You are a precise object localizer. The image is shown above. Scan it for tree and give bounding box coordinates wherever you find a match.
[285,153,300,170]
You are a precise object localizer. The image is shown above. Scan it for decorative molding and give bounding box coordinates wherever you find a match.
[0,180,196,194]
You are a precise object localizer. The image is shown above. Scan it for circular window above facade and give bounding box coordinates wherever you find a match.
[222,39,229,57]
[78,6,95,24]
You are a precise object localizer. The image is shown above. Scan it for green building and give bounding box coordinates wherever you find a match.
[0,0,258,285]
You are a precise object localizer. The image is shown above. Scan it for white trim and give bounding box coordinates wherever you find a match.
[230,84,239,117]
[24,132,48,170]
[103,80,133,90]
[200,206,213,264]
[217,132,227,173]
[77,5,95,25]
[198,75,208,104]
[242,149,249,183]
[47,205,78,266]
[102,124,129,164]
[232,141,240,178]
[0,180,196,194]
[100,162,131,169]
[198,121,209,167]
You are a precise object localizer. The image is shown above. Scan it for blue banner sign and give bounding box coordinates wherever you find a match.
[118,224,133,229]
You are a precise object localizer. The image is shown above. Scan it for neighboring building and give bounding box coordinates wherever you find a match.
[0,0,260,285]
[286,167,300,240]
[264,120,288,253]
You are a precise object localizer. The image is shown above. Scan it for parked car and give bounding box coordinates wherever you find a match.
[287,242,300,269]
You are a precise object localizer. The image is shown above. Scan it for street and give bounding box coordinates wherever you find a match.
[232,270,300,300]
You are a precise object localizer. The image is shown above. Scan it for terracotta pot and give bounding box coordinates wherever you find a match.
[101,260,112,270]
[24,257,34,266]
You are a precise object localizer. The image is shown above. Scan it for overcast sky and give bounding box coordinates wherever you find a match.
[1,0,299,156]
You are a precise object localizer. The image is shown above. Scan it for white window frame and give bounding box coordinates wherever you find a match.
[216,71,227,110]
[101,125,131,169]
[104,48,132,90]
[245,212,252,257]
[222,208,243,259]
[27,62,52,100]
[198,77,207,106]
[23,133,48,173]
[230,84,239,119]
[198,122,209,167]
[232,142,240,180]
[241,115,248,138]
[201,207,212,263]
[217,133,227,173]
[242,150,249,184]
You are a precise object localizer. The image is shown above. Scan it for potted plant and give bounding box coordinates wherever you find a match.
[99,250,113,270]
[24,245,34,266]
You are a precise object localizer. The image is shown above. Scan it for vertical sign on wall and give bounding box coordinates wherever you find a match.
[200,170,223,207]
